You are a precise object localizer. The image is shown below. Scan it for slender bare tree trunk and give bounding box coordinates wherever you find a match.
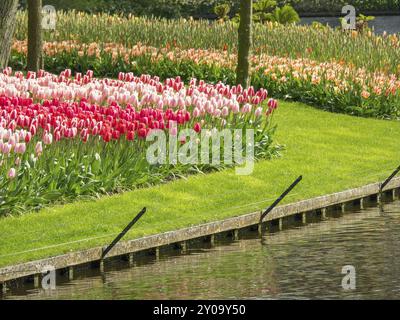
[27,0,42,72]
[236,0,252,88]
[0,0,19,69]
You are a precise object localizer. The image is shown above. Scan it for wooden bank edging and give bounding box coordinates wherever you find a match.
[1,177,400,284]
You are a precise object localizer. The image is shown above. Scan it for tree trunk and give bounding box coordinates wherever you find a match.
[0,0,19,69]
[236,0,253,88]
[27,0,43,72]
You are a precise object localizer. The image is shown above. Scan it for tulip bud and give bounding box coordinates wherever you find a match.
[1,143,12,154]
[15,143,26,154]
[35,141,43,156]
[43,133,53,145]
[25,132,32,143]
[127,131,135,141]
[242,103,252,114]
[221,106,229,117]
[194,122,201,133]
[255,107,263,117]
[7,168,16,179]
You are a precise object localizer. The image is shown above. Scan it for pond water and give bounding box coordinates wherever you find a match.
[301,15,400,34]
[3,199,400,300]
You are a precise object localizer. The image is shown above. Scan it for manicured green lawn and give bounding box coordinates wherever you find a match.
[1,101,399,268]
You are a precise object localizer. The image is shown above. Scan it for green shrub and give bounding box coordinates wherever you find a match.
[213,3,231,20]
[233,1,299,25]
[253,0,277,24]
[278,0,400,14]
[270,5,300,24]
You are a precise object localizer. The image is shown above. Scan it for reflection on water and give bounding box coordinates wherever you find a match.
[301,16,400,34]
[4,200,400,300]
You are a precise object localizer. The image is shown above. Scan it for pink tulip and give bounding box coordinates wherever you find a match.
[1,143,12,155]
[8,120,16,131]
[7,168,16,179]
[35,141,43,156]
[64,69,72,78]
[19,130,26,141]
[252,96,261,105]
[178,97,185,109]
[221,106,229,117]
[242,103,252,114]
[231,102,240,113]
[15,143,26,154]
[255,107,263,117]
[248,86,255,96]
[157,100,164,110]
[107,96,116,105]
[75,72,82,81]
[169,121,177,136]
[8,135,16,147]
[193,107,200,118]
[86,70,94,78]
[267,98,278,110]
[54,131,61,141]
[3,67,12,76]
[43,133,53,145]
[213,109,221,117]
[169,97,178,108]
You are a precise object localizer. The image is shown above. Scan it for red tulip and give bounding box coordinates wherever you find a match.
[102,131,112,142]
[112,130,120,140]
[138,128,147,138]
[194,122,201,133]
[127,130,135,141]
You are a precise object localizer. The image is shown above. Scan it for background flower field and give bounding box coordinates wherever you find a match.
[10,11,400,119]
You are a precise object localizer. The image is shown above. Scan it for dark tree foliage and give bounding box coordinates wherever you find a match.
[17,0,400,18]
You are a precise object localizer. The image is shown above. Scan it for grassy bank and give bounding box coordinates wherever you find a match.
[1,100,399,268]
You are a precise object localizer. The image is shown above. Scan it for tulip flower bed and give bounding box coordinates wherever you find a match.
[14,11,400,75]
[0,68,278,216]
[9,40,400,119]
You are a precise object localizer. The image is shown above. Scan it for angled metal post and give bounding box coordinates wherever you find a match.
[260,176,303,223]
[380,165,400,193]
[101,207,146,260]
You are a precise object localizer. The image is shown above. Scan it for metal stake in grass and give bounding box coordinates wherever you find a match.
[380,165,400,193]
[259,176,303,224]
[378,166,400,213]
[379,165,400,209]
[101,207,146,260]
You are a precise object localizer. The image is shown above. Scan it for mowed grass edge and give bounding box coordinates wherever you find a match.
[0,101,399,268]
